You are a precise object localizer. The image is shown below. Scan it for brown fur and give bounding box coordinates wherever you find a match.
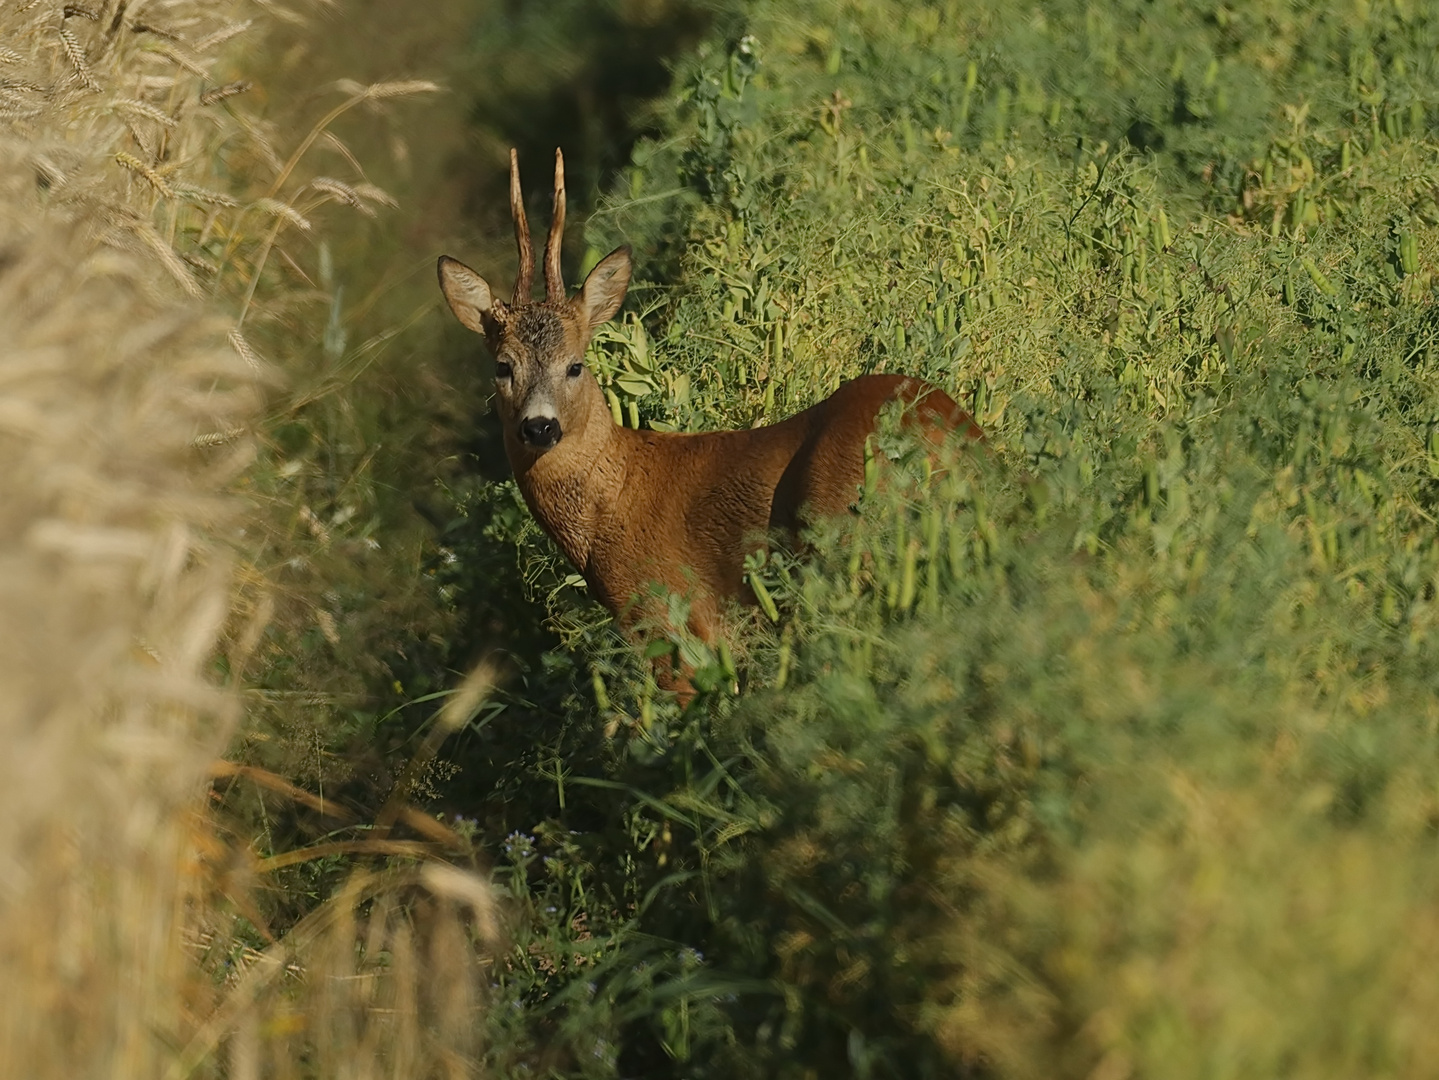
[438,148,983,683]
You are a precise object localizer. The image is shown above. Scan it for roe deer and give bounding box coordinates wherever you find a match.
[438,149,982,677]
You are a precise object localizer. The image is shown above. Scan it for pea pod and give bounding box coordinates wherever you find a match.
[747,572,780,623]
[1301,257,1337,297]
[1400,232,1419,275]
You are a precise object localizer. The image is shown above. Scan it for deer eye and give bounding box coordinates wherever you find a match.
[495,361,513,379]
[566,362,583,379]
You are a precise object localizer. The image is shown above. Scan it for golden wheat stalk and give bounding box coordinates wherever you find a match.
[0,4,491,1077]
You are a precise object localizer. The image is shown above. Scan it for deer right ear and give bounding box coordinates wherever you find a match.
[438,255,505,338]
[576,245,632,331]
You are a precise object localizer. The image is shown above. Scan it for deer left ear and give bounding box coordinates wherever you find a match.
[438,255,507,339]
[576,245,632,332]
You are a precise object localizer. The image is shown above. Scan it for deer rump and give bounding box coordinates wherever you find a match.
[437,147,983,699]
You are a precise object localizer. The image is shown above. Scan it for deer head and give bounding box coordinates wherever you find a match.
[438,148,631,454]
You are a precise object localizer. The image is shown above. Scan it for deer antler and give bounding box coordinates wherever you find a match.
[509,148,534,304]
[544,148,566,301]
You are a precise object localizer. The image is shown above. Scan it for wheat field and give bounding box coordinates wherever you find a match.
[0,2,494,1076]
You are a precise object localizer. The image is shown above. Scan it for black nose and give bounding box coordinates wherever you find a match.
[519,416,562,448]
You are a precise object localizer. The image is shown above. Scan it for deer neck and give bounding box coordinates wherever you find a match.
[505,381,628,571]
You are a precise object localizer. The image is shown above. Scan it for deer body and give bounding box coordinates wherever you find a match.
[512,371,973,641]
[439,148,981,653]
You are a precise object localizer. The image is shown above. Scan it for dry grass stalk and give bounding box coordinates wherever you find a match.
[0,2,493,1076]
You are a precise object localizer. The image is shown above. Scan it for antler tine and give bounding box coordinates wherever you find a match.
[543,147,567,300]
[509,148,534,304]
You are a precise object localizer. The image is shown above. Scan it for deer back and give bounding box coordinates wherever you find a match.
[525,373,978,642]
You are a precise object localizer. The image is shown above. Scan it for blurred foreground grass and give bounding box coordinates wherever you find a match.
[0,1,496,1075]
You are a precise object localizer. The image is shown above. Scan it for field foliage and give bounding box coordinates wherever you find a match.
[436,0,1439,1076]
[10,0,1439,1077]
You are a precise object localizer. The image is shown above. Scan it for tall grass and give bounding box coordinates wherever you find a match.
[0,2,493,1076]
[430,0,1439,1074]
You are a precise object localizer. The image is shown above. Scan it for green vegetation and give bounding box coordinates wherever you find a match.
[437,0,1439,1075]
[9,0,1439,1076]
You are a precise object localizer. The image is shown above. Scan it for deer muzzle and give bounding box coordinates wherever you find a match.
[519,415,563,449]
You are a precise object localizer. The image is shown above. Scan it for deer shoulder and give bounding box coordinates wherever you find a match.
[438,148,982,658]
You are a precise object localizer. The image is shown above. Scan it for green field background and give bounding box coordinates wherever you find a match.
[5,0,1439,1076]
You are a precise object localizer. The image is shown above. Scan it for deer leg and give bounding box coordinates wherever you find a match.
[649,592,723,707]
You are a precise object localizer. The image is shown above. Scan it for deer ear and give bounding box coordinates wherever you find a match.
[576,245,632,331]
[438,255,505,338]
